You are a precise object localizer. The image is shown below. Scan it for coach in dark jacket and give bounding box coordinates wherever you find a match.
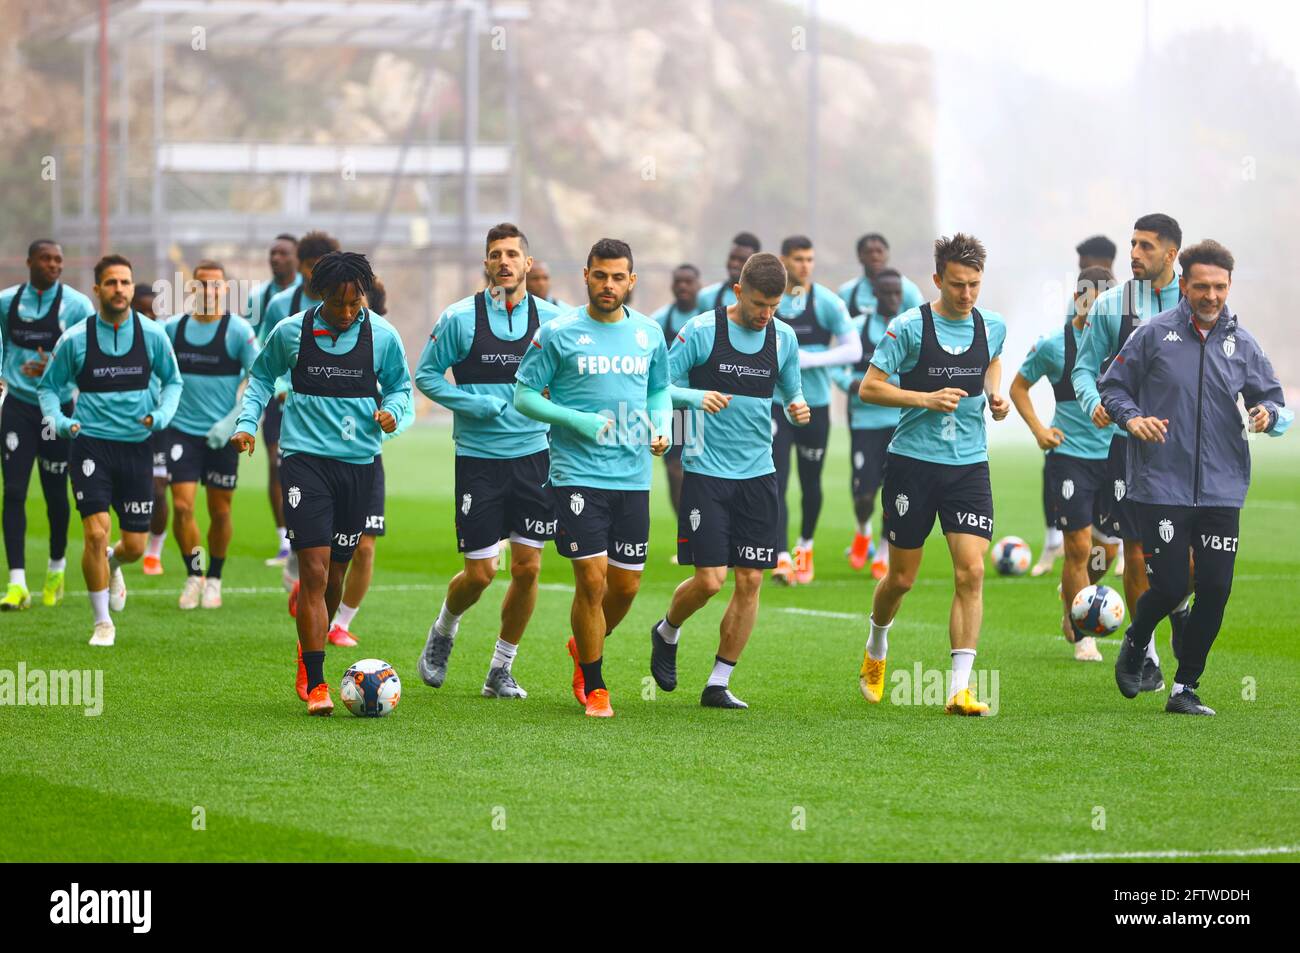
[1099,240,1290,715]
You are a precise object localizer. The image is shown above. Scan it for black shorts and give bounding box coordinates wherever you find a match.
[677,471,780,568]
[150,431,170,478]
[261,398,283,448]
[552,485,650,568]
[162,428,240,489]
[280,452,375,562]
[364,455,386,537]
[455,450,556,555]
[1,395,72,486]
[881,452,994,549]
[850,426,894,500]
[1099,437,1139,540]
[1043,451,1107,533]
[772,402,831,461]
[1137,503,1240,598]
[69,435,154,532]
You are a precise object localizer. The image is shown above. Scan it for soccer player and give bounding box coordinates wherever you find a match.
[696,232,761,313]
[770,235,860,586]
[258,231,340,590]
[1010,266,1120,662]
[651,253,808,708]
[1072,213,1184,691]
[1029,235,1122,578]
[837,232,925,318]
[525,260,569,309]
[245,234,300,567]
[325,277,412,648]
[133,284,173,576]
[37,255,183,646]
[856,234,1010,716]
[833,268,904,580]
[232,251,411,716]
[0,240,96,610]
[651,263,701,519]
[514,238,672,718]
[414,224,563,697]
[161,261,259,610]
[1101,240,1289,714]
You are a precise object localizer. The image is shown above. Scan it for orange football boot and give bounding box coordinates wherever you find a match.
[327,623,357,647]
[566,636,587,705]
[847,533,870,571]
[142,553,164,576]
[295,642,308,701]
[793,544,815,585]
[288,579,300,617]
[584,688,614,718]
[307,682,333,716]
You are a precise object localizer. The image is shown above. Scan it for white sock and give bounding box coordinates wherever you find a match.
[778,550,791,563]
[145,532,166,558]
[866,614,890,661]
[48,558,66,573]
[796,537,813,551]
[1171,682,1187,696]
[656,617,681,645]
[9,569,26,588]
[333,602,359,630]
[435,601,462,639]
[877,539,889,562]
[1044,527,1063,551]
[1172,594,1191,616]
[1145,638,1160,665]
[856,522,870,537]
[276,526,287,541]
[89,589,110,624]
[490,637,518,672]
[950,648,976,695]
[707,655,735,688]
[106,545,121,572]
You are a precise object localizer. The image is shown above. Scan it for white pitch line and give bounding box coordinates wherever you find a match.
[778,607,863,620]
[1045,845,1300,862]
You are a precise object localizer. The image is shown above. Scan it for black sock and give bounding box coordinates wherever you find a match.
[208,556,225,580]
[580,657,605,693]
[303,650,325,692]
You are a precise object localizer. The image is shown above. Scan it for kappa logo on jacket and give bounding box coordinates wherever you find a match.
[1162,331,1182,343]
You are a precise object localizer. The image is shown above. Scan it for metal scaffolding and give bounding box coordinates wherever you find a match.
[48,0,526,281]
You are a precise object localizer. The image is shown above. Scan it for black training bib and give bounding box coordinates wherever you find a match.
[76,312,151,393]
[780,285,831,347]
[7,283,64,352]
[451,292,539,385]
[290,307,380,404]
[687,306,778,400]
[1052,320,1079,402]
[897,303,989,398]
[173,313,242,377]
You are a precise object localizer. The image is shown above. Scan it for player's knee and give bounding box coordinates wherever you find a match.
[173,499,195,523]
[117,535,145,561]
[696,572,725,599]
[509,558,539,586]
[954,560,984,592]
[464,560,496,591]
[83,525,108,551]
[733,569,762,598]
[885,565,916,594]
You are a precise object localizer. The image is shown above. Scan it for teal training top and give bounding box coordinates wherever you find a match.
[869,305,1008,466]
[515,307,670,490]
[0,281,96,405]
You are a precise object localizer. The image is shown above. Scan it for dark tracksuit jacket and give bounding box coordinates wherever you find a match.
[1097,299,1289,508]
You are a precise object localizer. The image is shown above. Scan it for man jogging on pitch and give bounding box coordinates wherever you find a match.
[1101,241,1289,715]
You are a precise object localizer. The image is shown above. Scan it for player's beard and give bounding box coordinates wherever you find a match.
[588,289,625,316]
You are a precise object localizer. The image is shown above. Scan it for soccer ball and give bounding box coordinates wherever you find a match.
[340,659,401,717]
[1070,584,1126,636]
[991,536,1031,576]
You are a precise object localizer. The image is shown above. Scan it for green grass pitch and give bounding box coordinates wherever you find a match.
[1,424,1297,862]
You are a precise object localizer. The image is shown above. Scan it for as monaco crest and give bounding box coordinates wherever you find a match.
[82,458,95,477]
[853,451,865,470]
[895,493,909,516]
[287,485,301,509]
[1158,519,1174,543]
[4,432,16,452]
[1061,479,1075,501]
[635,329,649,350]
[461,493,472,515]
[170,443,183,461]
[570,493,584,516]
[689,508,701,531]
[1113,479,1126,502]
[1223,335,1236,357]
